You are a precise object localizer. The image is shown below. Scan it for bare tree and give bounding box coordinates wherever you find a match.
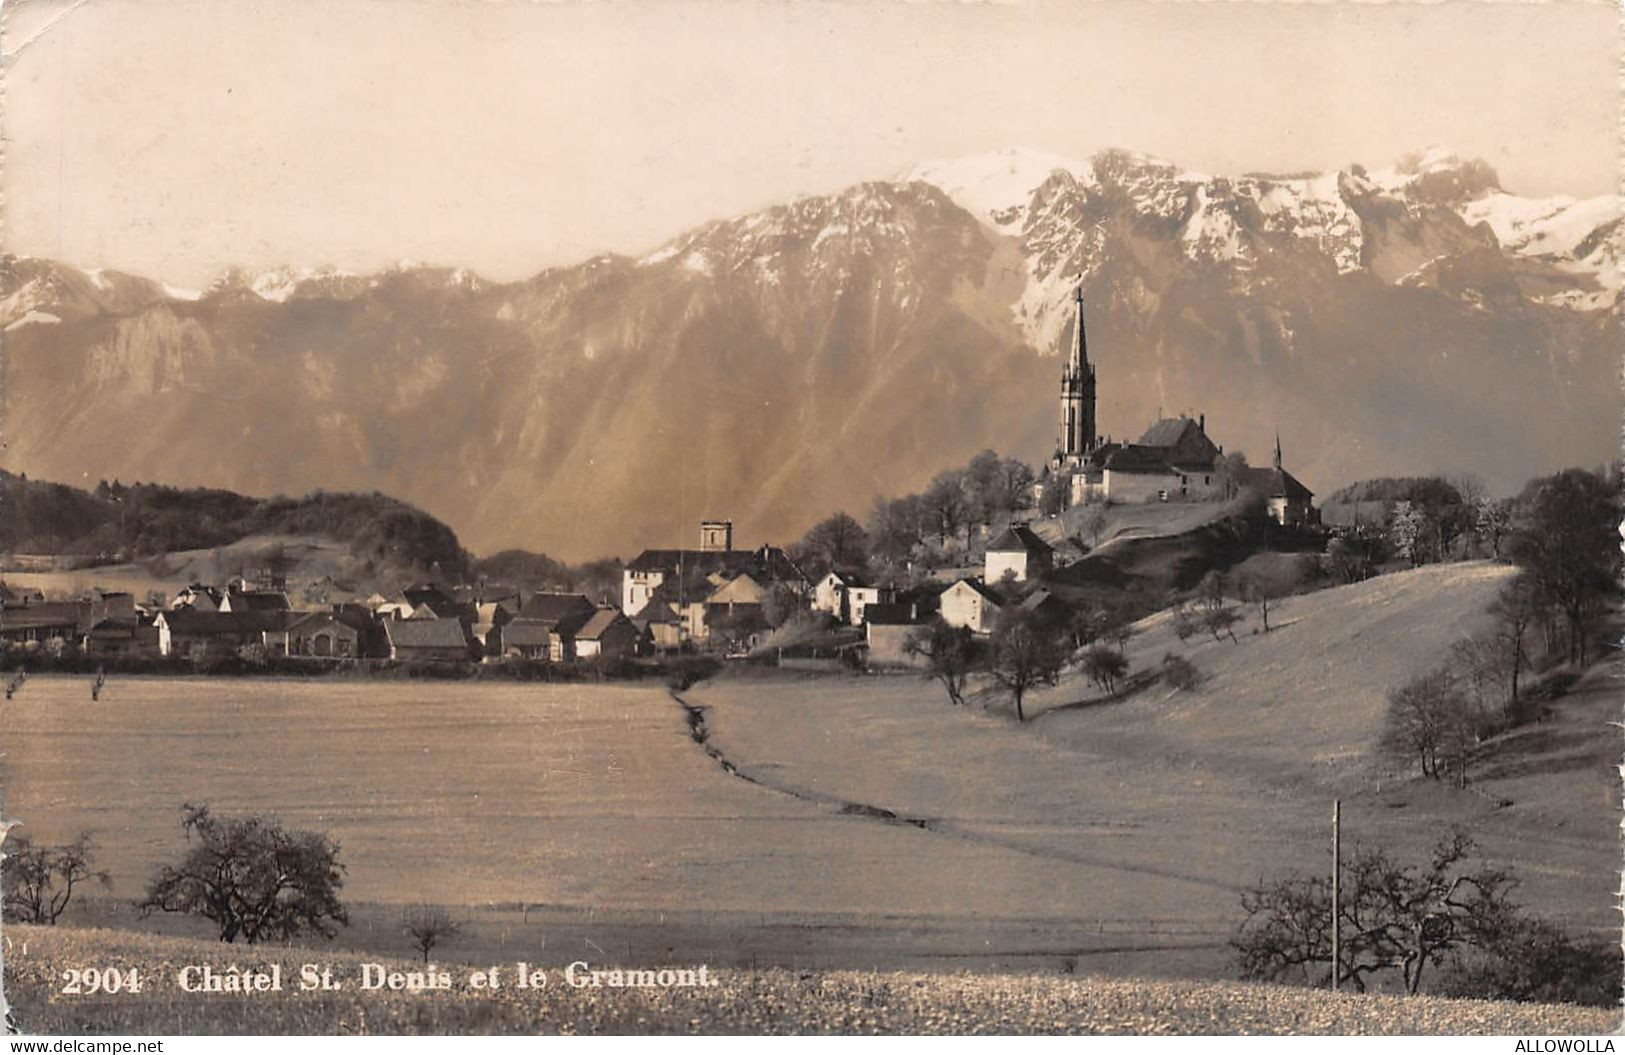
[1234,831,1519,996]
[1079,504,1109,550]
[139,803,349,944]
[989,609,1066,721]
[1082,645,1129,696]
[403,904,463,965]
[1,832,109,925]
[905,619,979,707]
[1241,573,1278,632]
[1380,668,1478,787]
[1487,574,1539,709]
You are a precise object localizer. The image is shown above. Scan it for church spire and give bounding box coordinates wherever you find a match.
[1070,283,1088,376]
[1273,431,1283,470]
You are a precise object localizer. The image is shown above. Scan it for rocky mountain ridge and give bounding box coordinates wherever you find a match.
[3,147,1616,559]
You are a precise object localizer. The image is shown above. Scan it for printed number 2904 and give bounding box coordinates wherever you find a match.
[61,967,141,994]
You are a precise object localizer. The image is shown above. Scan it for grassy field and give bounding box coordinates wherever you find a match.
[0,561,1615,1030]
[4,925,1615,1035]
[691,562,1617,970]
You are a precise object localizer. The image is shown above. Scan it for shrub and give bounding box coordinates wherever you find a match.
[1441,917,1623,1008]
[1162,652,1200,691]
[1082,645,1128,696]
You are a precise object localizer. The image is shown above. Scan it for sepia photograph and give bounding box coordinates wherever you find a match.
[0,0,1619,1038]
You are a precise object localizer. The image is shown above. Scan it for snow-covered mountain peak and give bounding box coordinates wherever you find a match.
[902,148,1095,229]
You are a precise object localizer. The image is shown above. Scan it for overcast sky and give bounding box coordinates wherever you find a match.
[3,0,1617,287]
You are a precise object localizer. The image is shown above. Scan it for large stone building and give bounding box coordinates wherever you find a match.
[1043,286,1311,523]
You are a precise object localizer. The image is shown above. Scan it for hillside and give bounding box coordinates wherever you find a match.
[3,925,1611,1035]
[691,561,1614,961]
[1027,561,1520,785]
[3,147,1618,560]
[0,471,467,576]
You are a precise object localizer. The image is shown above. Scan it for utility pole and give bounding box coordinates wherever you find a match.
[1332,798,1341,993]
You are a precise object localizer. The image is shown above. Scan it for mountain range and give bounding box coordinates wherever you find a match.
[3,146,1617,559]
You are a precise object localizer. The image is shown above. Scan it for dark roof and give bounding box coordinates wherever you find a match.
[158,609,301,635]
[501,621,554,648]
[1019,589,1069,614]
[410,599,476,621]
[863,602,921,626]
[1242,466,1315,501]
[385,618,471,649]
[633,597,681,624]
[403,583,453,608]
[517,592,595,623]
[1104,445,1177,475]
[551,608,594,638]
[577,609,633,640]
[626,545,805,584]
[288,608,373,635]
[949,579,1004,605]
[225,589,291,612]
[1138,417,1201,448]
[986,525,1053,555]
[2,601,86,630]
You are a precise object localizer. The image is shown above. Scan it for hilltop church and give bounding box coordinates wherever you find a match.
[1042,286,1314,526]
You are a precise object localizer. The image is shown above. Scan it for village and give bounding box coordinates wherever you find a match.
[0,294,1321,674]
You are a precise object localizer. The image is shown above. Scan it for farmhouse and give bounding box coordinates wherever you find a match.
[383,617,475,663]
[154,609,300,657]
[0,601,86,645]
[574,608,642,659]
[984,525,1053,584]
[863,602,928,668]
[218,586,292,614]
[500,620,553,660]
[278,607,382,659]
[517,592,596,624]
[940,579,1004,635]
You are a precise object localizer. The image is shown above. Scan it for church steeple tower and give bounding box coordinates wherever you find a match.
[1057,284,1097,464]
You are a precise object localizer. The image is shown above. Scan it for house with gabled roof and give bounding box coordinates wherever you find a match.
[383,617,475,663]
[1241,438,1317,526]
[153,609,302,657]
[939,579,1004,635]
[219,587,292,614]
[985,525,1054,584]
[517,592,595,624]
[500,619,553,660]
[574,608,643,659]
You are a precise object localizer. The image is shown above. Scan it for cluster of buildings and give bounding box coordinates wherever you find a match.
[0,578,645,664]
[1044,286,1315,525]
[616,518,1070,667]
[1,287,1320,671]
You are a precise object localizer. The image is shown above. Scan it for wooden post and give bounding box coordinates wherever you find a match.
[1332,798,1341,992]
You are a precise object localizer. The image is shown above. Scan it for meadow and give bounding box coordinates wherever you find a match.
[0,561,1616,1030]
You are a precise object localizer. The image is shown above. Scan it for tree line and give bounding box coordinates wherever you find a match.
[1380,466,1619,788]
[1,472,469,576]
